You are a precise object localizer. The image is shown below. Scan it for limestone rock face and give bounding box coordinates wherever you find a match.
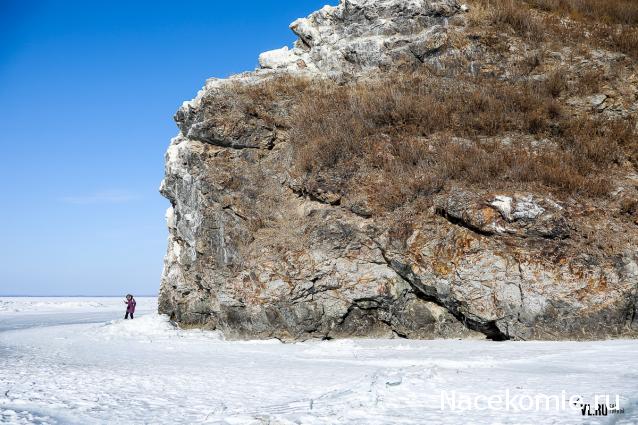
[159,133,480,340]
[258,0,461,74]
[158,0,638,341]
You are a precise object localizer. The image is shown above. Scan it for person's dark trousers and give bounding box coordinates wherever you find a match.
[125,312,134,319]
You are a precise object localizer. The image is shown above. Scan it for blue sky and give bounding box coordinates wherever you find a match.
[0,0,332,296]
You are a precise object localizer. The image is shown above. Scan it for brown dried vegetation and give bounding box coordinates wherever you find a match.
[286,70,635,213]
[228,0,637,217]
[476,0,638,57]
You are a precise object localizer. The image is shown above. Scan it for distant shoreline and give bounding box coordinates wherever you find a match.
[0,295,158,298]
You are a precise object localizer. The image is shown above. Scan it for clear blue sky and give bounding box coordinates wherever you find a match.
[0,0,332,296]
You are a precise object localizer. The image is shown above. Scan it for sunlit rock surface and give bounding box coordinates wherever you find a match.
[159,0,638,341]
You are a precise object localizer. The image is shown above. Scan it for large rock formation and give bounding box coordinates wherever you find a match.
[159,0,638,341]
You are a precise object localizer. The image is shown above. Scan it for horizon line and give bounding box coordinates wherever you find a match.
[0,294,159,298]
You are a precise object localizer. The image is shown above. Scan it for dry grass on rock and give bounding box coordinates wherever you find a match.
[286,71,634,214]
[220,0,637,217]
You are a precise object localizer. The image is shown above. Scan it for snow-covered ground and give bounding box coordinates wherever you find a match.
[0,297,157,333]
[0,298,636,424]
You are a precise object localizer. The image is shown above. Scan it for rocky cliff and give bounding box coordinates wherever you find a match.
[159,0,638,340]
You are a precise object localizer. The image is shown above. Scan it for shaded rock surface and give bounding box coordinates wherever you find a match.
[159,0,638,341]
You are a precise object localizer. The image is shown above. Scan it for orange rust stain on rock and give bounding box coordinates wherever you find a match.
[451,232,476,259]
[587,274,608,293]
[479,206,500,224]
[432,261,452,276]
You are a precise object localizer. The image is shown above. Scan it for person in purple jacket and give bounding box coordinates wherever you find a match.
[124,294,136,319]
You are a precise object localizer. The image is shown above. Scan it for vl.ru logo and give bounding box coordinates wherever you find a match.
[572,395,625,416]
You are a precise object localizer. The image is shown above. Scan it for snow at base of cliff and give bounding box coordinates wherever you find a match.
[0,298,636,425]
